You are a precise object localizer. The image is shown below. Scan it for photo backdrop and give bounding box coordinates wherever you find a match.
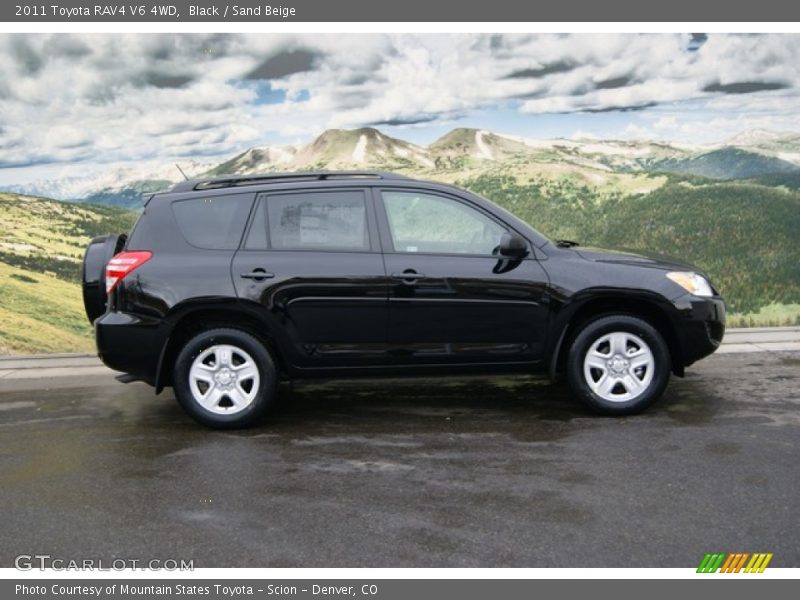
[1,33,799,353]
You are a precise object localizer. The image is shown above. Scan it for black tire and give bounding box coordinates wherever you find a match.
[173,328,278,429]
[566,315,670,416]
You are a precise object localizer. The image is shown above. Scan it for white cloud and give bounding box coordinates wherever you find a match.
[621,124,653,140]
[652,116,678,130]
[0,33,799,172]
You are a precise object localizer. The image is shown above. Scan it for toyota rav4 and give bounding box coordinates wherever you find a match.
[82,171,725,428]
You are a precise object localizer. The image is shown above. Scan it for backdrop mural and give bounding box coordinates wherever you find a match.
[1,33,799,353]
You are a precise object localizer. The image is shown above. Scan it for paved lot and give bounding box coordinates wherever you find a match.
[0,350,798,568]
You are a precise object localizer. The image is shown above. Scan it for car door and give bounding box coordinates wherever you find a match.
[376,188,549,365]
[232,187,390,369]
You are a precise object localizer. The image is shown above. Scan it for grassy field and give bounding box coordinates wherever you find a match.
[727,303,800,328]
[0,192,137,354]
[0,261,94,354]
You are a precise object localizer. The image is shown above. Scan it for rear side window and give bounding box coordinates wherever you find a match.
[246,190,369,251]
[172,194,253,250]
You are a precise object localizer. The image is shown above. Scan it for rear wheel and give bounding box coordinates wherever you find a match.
[173,328,277,428]
[566,315,670,415]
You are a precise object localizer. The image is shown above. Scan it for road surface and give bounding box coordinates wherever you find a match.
[0,348,798,568]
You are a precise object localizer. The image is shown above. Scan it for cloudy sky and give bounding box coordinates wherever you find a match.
[1,33,800,184]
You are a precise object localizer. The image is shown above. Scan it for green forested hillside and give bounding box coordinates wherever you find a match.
[462,175,800,321]
[1,170,799,354]
[647,148,799,180]
[597,182,800,315]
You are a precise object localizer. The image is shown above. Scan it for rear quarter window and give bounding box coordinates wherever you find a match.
[171,194,254,250]
[124,211,147,248]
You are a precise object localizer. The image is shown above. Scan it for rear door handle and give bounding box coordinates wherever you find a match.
[391,270,426,283]
[240,269,275,281]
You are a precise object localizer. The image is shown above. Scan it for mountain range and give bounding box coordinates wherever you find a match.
[2,126,800,352]
[7,127,800,208]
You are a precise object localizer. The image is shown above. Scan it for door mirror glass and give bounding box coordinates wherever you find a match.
[498,232,529,258]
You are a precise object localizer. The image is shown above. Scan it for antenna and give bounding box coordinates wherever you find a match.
[175,163,189,181]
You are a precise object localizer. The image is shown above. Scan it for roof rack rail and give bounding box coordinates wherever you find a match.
[170,171,409,193]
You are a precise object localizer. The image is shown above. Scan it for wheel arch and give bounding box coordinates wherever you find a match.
[548,291,684,380]
[154,301,287,393]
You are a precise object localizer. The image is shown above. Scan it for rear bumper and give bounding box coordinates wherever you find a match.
[95,311,168,386]
[672,294,726,366]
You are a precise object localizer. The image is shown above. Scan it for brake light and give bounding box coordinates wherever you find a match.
[105,251,152,294]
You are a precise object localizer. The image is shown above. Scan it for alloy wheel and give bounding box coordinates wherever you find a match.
[188,344,260,414]
[582,331,655,403]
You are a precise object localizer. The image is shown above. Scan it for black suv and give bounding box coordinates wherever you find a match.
[82,171,725,428]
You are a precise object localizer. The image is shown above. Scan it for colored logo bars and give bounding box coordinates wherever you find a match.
[697,553,773,573]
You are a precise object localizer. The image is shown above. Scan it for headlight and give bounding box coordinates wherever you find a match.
[666,271,714,297]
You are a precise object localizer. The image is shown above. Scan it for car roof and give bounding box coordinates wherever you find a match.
[169,171,412,193]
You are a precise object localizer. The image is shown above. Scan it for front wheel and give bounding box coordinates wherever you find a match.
[566,315,671,415]
[173,328,278,428]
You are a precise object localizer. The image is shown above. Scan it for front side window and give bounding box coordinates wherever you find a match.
[382,191,506,255]
[255,190,369,251]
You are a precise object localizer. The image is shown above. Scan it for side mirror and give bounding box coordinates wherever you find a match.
[498,232,529,258]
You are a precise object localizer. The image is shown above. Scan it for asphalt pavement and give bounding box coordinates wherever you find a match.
[0,334,798,568]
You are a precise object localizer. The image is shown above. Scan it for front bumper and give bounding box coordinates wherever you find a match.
[671,294,726,366]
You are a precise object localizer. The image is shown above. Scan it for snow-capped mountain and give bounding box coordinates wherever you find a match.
[203,146,297,177]
[290,127,433,169]
[5,127,800,206]
[5,159,217,202]
[724,129,796,148]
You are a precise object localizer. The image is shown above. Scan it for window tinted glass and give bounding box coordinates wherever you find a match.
[266,191,369,251]
[382,191,506,255]
[172,194,253,250]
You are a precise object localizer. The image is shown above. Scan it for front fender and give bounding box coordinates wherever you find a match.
[544,288,684,380]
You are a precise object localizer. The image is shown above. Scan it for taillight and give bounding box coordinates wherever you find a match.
[105,251,152,294]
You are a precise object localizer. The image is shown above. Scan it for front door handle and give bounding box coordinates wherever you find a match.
[240,269,275,281]
[391,270,426,283]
